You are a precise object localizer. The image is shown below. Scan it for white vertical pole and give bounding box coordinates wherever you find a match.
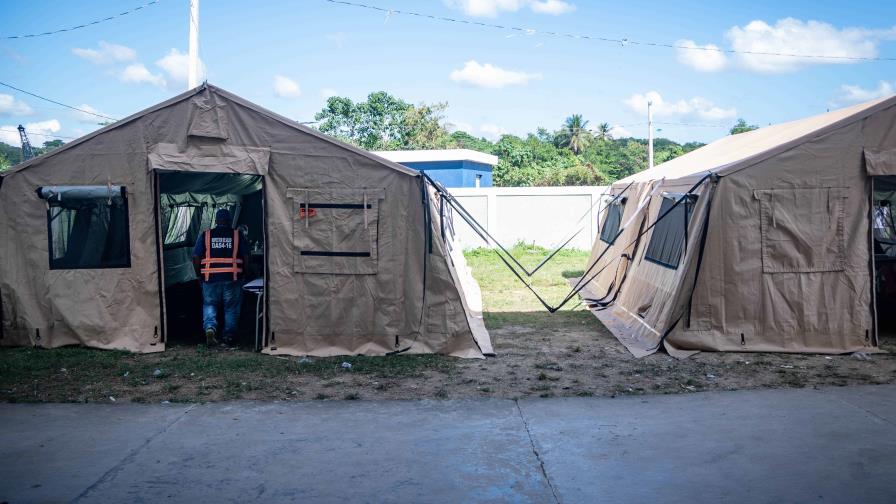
[647,100,654,170]
[188,0,200,89]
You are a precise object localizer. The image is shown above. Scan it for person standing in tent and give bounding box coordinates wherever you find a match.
[192,208,249,346]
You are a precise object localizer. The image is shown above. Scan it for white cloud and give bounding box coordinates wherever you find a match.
[479,123,507,140]
[0,119,61,146]
[120,63,166,88]
[273,75,302,98]
[624,91,737,121]
[155,48,205,86]
[320,88,338,99]
[675,39,727,72]
[72,41,137,65]
[450,60,541,88]
[530,0,575,15]
[73,104,109,123]
[837,81,895,103]
[0,94,33,116]
[444,0,574,17]
[726,18,896,73]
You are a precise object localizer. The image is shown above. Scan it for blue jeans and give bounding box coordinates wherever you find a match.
[202,281,242,340]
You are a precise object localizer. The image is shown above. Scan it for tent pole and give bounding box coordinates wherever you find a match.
[870,177,879,347]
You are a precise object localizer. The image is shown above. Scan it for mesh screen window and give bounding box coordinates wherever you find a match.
[599,202,625,244]
[44,187,131,270]
[643,196,694,269]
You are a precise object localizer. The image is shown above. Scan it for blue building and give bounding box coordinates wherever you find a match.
[373,149,497,188]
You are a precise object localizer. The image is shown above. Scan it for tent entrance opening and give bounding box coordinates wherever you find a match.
[158,172,264,346]
[872,175,896,335]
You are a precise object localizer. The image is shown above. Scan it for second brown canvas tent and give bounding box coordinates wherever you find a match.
[0,84,492,359]
[580,95,896,357]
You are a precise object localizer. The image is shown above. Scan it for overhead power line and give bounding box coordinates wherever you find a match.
[0,81,118,121]
[323,0,896,62]
[1,0,161,39]
[0,127,79,141]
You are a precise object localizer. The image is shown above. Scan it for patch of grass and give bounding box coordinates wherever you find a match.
[0,345,456,403]
[534,361,563,371]
[464,245,590,313]
[561,269,585,279]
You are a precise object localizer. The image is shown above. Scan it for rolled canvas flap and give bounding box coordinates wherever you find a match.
[865,148,896,175]
[148,143,270,175]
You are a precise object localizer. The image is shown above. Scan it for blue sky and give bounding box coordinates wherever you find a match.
[1,0,895,147]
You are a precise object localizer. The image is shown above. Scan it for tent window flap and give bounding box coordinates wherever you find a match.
[643,196,694,269]
[599,200,625,244]
[288,188,385,275]
[39,185,131,270]
[755,187,845,273]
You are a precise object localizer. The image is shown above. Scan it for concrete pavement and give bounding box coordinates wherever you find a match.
[1,385,894,503]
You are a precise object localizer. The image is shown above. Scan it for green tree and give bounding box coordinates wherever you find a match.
[314,92,451,150]
[449,131,495,153]
[312,90,704,187]
[595,122,611,142]
[729,118,758,135]
[0,150,9,171]
[555,114,593,154]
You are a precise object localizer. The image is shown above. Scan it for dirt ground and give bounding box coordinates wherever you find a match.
[2,247,895,403]
[3,309,895,404]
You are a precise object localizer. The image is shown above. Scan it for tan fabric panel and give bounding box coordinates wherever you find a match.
[593,180,713,356]
[148,143,269,175]
[287,188,385,275]
[755,187,846,273]
[864,148,896,176]
[187,88,229,139]
[263,152,484,358]
[0,149,163,352]
[582,181,656,302]
[666,121,876,355]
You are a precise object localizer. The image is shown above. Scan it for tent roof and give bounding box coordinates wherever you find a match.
[617,94,896,186]
[2,83,419,178]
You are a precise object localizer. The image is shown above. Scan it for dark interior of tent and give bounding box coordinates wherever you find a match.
[158,172,264,346]
[873,176,896,335]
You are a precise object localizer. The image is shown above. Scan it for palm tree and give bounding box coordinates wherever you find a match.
[595,122,611,142]
[557,114,593,155]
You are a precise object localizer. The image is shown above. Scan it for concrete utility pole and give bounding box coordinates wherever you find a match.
[188,0,200,89]
[647,100,654,170]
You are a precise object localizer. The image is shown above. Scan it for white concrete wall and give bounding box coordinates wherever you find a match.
[448,186,609,251]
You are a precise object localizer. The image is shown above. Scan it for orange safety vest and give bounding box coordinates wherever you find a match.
[200,229,243,281]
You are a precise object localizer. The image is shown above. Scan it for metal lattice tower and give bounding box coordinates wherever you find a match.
[17,124,34,162]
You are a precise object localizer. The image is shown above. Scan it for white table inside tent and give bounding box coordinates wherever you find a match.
[242,278,264,351]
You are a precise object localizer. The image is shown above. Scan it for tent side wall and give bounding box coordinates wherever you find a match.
[0,121,163,352]
[667,113,888,354]
[584,177,714,356]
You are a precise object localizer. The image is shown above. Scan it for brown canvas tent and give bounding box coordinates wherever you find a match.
[0,83,492,358]
[581,95,896,357]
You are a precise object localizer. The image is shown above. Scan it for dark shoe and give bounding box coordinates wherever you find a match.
[205,328,218,346]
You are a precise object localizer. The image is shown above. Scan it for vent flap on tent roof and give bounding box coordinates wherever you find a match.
[188,87,229,140]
